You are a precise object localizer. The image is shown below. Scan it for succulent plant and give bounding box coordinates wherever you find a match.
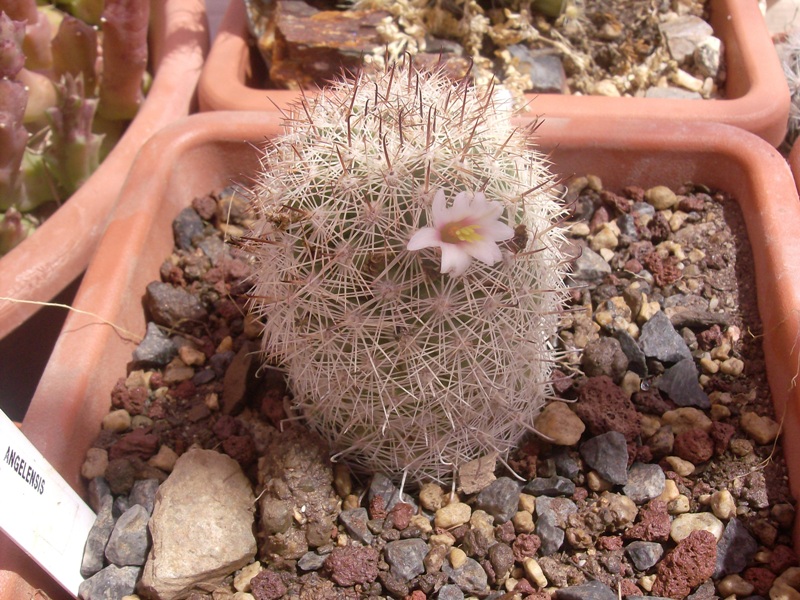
[243,62,569,485]
[0,0,149,255]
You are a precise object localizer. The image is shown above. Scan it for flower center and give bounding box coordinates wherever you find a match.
[440,221,482,244]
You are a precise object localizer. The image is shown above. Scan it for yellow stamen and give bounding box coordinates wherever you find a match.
[441,222,483,244]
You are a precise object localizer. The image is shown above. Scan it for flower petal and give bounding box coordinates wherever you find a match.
[440,243,473,275]
[480,220,515,242]
[448,191,474,221]
[407,227,441,251]
[431,189,448,225]
[465,239,503,265]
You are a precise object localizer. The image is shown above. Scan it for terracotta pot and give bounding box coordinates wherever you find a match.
[197,0,790,145]
[0,0,210,341]
[4,111,800,597]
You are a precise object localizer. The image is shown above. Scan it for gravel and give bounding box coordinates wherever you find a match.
[78,180,797,600]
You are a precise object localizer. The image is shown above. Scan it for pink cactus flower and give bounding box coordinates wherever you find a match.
[407,189,515,275]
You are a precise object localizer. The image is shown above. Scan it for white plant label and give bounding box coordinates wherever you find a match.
[0,409,95,597]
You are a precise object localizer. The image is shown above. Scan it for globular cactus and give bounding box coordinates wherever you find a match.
[243,62,568,485]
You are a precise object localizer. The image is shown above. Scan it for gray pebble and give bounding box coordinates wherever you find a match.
[639,311,692,364]
[535,511,565,555]
[507,45,566,94]
[78,564,140,600]
[144,281,207,330]
[622,462,666,503]
[298,551,327,571]
[473,477,521,524]
[580,431,629,485]
[437,583,465,600]
[617,330,648,377]
[523,475,576,497]
[129,478,159,516]
[132,322,177,367]
[442,557,489,596]
[714,517,758,578]
[572,246,612,281]
[625,540,664,571]
[80,495,116,578]
[581,337,629,382]
[657,358,710,408]
[105,504,151,567]
[384,538,428,582]
[554,579,618,600]
[369,473,416,512]
[551,448,581,479]
[339,508,374,545]
[87,477,111,513]
[172,207,205,251]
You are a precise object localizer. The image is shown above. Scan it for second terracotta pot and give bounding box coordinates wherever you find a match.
[198,0,790,146]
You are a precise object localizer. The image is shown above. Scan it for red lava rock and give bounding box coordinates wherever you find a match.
[572,487,589,502]
[589,205,610,233]
[744,566,777,596]
[673,428,714,464]
[324,545,380,586]
[624,500,670,542]
[632,387,675,415]
[212,414,238,440]
[619,579,643,597]
[678,194,706,212]
[573,376,641,441]
[108,428,160,461]
[600,190,631,214]
[623,186,645,202]
[369,495,387,520]
[629,241,655,262]
[709,421,735,456]
[250,569,287,600]
[387,502,414,530]
[643,251,681,287]
[147,398,167,420]
[551,369,574,396]
[512,533,542,562]
[769,544,799,574]
[495,520,516,544]
[652,530,717,599]
[481,558,496,584]
[515,578,536,594]
[171,379,196,400]
[624,259,643,274]
[192,194,217,220]
[222,434,257,468]
[597,535,623,551]
[696,324,722,350]
[404,591,426,600]
[647,212,671,244]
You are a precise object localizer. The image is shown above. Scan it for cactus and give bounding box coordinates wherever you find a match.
[243,62,569,485]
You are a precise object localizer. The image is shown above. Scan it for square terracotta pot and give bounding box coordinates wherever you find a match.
[4,111,800,598]
[0,0,210,341]
[197,0,790,146]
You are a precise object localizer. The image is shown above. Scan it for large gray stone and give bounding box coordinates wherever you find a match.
[139,449,256,600]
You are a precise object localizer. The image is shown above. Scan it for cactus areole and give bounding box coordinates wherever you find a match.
[244,62,569,485]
